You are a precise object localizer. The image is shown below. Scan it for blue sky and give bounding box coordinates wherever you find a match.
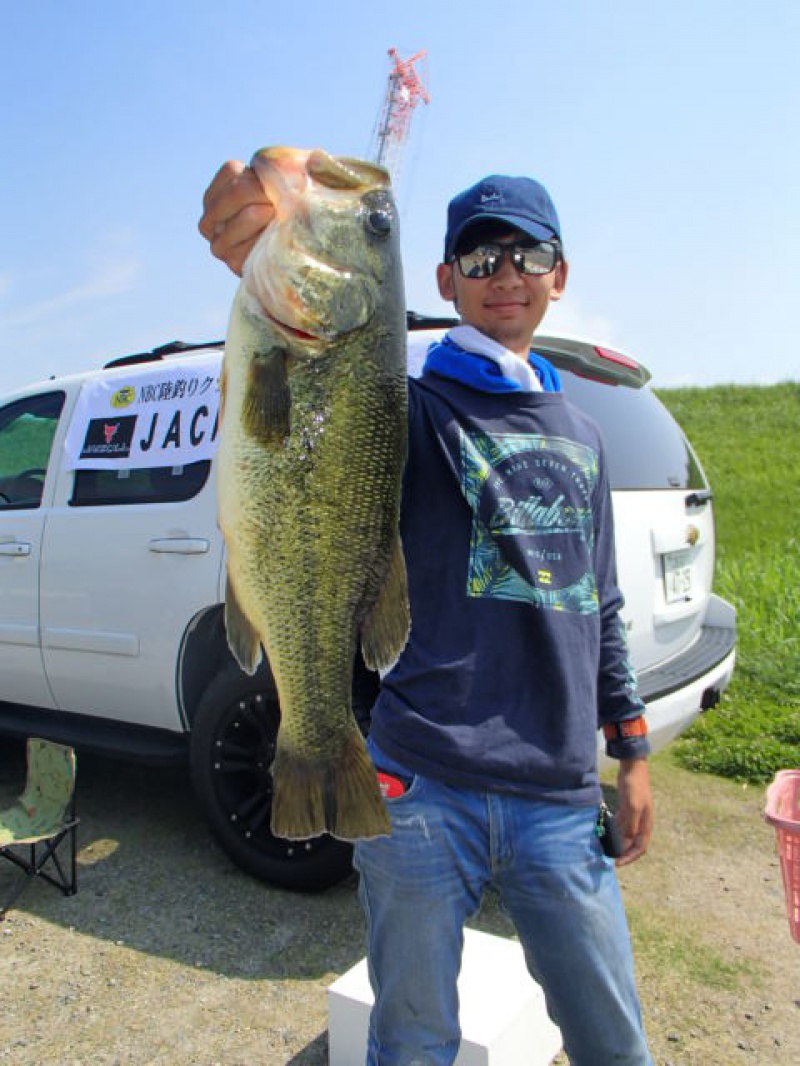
[1,1,797,393]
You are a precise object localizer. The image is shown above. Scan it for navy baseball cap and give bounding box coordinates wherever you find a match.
[444,175,561,261]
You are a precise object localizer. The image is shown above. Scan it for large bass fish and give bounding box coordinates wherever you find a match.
[216,146,409,841]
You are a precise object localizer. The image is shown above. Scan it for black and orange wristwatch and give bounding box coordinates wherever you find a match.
[602,716,648,743]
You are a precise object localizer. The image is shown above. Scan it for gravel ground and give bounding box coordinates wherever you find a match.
[0,740,797,1065]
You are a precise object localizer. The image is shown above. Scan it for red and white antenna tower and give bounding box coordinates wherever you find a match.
[371,48,430,182]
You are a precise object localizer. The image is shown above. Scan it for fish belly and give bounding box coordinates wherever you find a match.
[218,327,407,841]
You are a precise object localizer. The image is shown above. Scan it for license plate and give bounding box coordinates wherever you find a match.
[663,550,693,603]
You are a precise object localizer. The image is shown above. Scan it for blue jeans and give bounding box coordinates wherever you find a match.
[353,741,652,1066]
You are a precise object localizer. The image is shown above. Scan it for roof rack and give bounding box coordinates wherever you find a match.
[104,340,223,370]
[406,311,458,330]
[98,320,649,389]
[101,315,454,371]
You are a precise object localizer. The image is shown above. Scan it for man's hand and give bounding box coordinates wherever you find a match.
[613,757,653,866]
[198,160,275,276]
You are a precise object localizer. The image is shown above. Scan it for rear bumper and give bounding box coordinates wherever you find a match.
[598,594,737,766]
[636,623,736,704]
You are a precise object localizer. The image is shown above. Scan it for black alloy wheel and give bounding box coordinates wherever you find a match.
[189,663,356,892]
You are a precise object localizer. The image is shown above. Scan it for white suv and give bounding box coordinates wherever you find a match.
[0,319,736,891]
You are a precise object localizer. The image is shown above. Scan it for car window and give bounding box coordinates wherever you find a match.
[556,370,707,490]
[70,460,212,507]
[0,391,65,509]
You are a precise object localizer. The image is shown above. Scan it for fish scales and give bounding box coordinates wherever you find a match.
[216,146,409,841]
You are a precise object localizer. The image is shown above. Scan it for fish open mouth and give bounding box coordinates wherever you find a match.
[263,308,324,344]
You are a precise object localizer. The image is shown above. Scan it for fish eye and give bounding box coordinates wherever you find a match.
[366,209,392,238]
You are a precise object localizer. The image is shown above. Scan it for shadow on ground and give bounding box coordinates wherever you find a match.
[0,738,372,982]
[0,735,581,981]
[0,736,520,1064]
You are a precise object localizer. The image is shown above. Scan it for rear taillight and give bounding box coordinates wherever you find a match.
[593,345,641,371]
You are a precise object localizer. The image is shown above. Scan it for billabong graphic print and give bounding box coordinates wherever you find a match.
[460,428,600,612]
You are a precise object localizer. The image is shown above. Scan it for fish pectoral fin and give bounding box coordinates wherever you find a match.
[360,533,410,672]
[224,575,263,675]
[243,348,291,445]
[270,725,390,842]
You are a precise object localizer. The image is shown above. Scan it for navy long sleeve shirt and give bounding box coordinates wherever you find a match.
[369,360,649,805]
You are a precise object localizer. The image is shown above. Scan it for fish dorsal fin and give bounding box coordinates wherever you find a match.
[243,348,291,445]
[224,574,263,675]
[360,533,410,671]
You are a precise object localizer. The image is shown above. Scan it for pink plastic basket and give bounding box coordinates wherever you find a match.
[764,769,800,944]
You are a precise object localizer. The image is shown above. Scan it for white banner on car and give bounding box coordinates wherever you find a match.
[63,352,223,470]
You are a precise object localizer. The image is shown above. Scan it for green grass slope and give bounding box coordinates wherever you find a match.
[657,382,800,781]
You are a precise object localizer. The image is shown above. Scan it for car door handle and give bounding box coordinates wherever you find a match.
[0,541,31,557]
[685,489,713,508]
[148,537,210,555]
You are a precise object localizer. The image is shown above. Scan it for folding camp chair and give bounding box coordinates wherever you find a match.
[0,738,79,919]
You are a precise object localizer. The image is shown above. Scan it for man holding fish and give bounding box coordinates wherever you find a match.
[200,154,653,1065]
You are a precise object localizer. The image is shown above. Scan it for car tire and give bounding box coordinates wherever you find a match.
[189,662,356,892]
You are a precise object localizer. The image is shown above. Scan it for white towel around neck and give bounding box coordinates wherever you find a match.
[447,325,543,392]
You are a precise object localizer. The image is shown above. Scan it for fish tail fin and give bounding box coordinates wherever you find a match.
[224,574,263,675]
[360,533,410,672]
[270,725,390,842]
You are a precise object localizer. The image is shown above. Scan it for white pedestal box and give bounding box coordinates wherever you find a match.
[327,927,563,1065]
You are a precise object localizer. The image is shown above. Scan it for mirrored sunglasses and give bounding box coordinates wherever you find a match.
[453,240,561,279]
